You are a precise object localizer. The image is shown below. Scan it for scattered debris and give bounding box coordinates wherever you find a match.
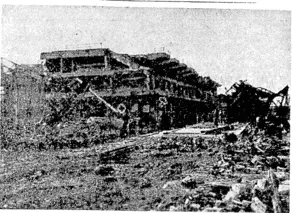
[94,165,115,176]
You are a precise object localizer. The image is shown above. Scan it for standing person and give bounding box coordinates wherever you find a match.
[120,109,130,138]
[214,107,219,127]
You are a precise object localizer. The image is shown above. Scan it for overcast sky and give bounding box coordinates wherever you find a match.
[1,5,291,93]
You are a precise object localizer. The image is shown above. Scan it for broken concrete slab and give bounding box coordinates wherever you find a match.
[181,176,197,189]
[278,180,289,194]
[162,180,180,189]
[94,165,115,176]
[256,178,268,191]
[251,197,267,213]
[189,203,201,210]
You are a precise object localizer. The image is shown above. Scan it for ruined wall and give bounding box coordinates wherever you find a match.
[0,65,46,147]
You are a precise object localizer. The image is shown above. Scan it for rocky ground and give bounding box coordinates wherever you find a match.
[0,123,290,212]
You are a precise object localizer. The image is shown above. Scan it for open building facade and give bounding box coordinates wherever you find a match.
[41,48,220,133]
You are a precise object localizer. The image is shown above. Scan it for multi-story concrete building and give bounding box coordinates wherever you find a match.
[41,48,220,133]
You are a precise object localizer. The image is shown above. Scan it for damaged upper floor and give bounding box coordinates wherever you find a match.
[40,48,221,96]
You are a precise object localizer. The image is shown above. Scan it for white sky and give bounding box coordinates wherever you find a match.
[1,5,291,93]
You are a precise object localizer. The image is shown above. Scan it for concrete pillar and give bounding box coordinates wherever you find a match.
[145,72,150,90]
[104,56,108,69]
[71,59,75,72]
[60,58,63,73]
[109,76,113,88]
[104,55,111,69]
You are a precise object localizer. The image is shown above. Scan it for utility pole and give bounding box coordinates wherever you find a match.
[12,70,18,128]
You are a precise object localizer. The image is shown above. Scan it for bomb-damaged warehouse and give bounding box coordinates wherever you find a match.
[41,48,220,134]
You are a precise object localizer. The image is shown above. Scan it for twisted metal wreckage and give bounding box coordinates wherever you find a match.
[218,80,290,136]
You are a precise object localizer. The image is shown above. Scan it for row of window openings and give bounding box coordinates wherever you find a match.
[90,78,199,98]
[47,74,212,99]
[88,77,213,99]
[154,79,213,99]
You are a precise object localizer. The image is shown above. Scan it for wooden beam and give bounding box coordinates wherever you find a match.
[88,88,120,114]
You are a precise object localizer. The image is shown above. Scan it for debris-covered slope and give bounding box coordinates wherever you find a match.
[0,123,289,212]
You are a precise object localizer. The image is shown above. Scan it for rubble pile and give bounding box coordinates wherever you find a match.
[154,136,209,153]
[151,125,290,212]
[210,128,290,177]
[1,122,290,211]
[156,173,276,212]
[203,170,289,213]
[38,122,290,212]
[156,168,289,212]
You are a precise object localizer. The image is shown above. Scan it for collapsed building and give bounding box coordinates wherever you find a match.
[217,80,290,134]
[40,48,220,134]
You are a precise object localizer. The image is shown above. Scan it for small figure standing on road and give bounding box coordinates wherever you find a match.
[120,109,130,138]
[214,107,219,127]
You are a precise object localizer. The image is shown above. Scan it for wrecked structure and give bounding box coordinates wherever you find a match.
[1,53,290,212]
[0,60,46,130]
[218,80,290,133]
[41,48,220,134]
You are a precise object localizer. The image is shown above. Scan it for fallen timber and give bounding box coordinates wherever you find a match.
[53,123,245,162]
[54,131,159,160]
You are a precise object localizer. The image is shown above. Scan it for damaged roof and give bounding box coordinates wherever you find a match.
[41,48,221,89]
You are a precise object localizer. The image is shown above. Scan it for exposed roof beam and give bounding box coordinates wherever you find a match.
[41,48,109,59]
[158,58,179,67]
